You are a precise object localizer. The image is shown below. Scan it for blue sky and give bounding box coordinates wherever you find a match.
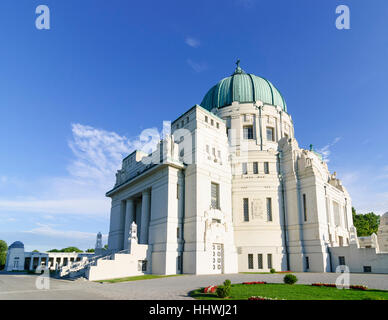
[0,0,387,251]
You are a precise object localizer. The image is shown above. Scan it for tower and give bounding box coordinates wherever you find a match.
[95,232,103,255]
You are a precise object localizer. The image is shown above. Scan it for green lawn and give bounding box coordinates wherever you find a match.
[190,283,388,300]
[97,274,184,283]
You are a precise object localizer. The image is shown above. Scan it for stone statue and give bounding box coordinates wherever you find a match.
[127,222,138,253]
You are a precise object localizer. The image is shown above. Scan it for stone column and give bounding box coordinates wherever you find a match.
[140,190,151,244]
[123,199,135,250]
[279,111,284,139]
[257,106,264,150]
[38,257,41,269]
[29,257,34,270]
[254,114,260,146]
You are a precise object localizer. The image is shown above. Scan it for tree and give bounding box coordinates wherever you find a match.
[352,207,380,237]
[60,247,83,253]
[47,249,60,252]
[86,248,95,253]
[0,240,7,270]
[32,249,39,252]
[104,244,108,250]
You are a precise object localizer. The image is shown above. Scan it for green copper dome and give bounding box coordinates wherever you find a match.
[201,60,287,112]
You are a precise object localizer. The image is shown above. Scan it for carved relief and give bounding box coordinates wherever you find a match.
[252,199,264,220]
[203,209,229,251]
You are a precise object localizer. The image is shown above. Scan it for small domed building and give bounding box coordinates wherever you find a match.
[96,62,355,281]
[5,241,26,271]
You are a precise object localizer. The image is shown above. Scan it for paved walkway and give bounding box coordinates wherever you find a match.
[1,272,388,300]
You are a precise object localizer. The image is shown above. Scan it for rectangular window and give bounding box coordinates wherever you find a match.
[344,206,348,229]
[363,266,372,273]
[339,236,343,247]
[211,119,214,126]
[211,182,220,209]
[243,198,249,222]
[257,254,263,269]
[186,117,189,124]
[339,256,345,265]
[206,145,209,153]
[253,162,258,174]
[264,162,269,174]
[305,256,309,270]
[248,254,254,269]
[243,126,254,139]
[138,260,148,272]
[333,201,340,226]
[267,254,273,269]
[266,198,272,222]
[242,162,248,175]
[303,194,307,222]
[266,127,275,142]
[216,122,219,129]
[205,116,208,123]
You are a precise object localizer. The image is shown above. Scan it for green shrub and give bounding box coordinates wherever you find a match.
[283,274,298,285]
[270,268,276,273]
[216,279,232,298]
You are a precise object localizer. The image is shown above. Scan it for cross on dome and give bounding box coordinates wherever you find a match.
[233,59,245,74]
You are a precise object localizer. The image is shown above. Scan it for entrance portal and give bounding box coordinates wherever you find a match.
[212,243,224,273]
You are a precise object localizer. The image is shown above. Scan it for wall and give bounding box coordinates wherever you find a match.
[87,243,149,281]
[331,244,388,274]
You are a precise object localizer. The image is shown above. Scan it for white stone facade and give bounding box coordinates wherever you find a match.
[5,241,94,272]
[104,98,354,278]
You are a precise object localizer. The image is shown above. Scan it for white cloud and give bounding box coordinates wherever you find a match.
[67,123,132,185]
[187,59,207,73]
[316,137,341,162]
[185,37,200,48]
[0,123,162,217]
[23,223,107,241]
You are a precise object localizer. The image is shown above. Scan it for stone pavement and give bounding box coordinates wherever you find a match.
[1,272,388,300]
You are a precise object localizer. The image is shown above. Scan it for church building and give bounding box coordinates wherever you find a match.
[103,61,354,277]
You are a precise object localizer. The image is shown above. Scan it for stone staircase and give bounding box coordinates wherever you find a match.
[59,253,110,279]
